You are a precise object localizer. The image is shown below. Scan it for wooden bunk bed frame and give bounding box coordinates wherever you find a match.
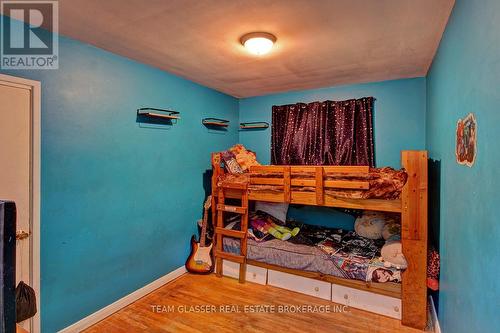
[211,150,428,330]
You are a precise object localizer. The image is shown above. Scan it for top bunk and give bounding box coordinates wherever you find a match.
[212,150,427,214]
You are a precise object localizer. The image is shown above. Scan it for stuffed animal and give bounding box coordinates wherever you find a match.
[251,216,299,241]
[380,240,407,269]
[355,211,407,269]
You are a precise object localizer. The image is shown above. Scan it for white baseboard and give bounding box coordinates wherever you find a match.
[58,266,186,333]
[429,296,441,333]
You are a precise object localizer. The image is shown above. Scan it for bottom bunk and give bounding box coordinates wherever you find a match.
[222,216,404,299]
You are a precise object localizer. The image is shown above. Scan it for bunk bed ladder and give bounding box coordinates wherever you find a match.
[214,182,249,283]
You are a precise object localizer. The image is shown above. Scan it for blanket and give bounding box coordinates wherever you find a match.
[228,216,402,283]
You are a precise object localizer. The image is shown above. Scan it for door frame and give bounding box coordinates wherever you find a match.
[0,73,41,333]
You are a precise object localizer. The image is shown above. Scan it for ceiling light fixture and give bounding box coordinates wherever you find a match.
[240,32,277,56]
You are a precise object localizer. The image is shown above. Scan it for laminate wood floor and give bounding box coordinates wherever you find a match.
[84,273,427,333]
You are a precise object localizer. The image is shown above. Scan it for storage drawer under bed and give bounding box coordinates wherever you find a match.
[331,283,402,319]
[267,269,331,301]
[220,261,401,320]
[221,260,267,285]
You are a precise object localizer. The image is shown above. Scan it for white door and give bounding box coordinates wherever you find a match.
[0,80,33,331]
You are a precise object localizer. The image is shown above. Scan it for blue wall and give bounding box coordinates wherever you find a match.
[426,1,500,332]
[1,36,239,332]
[239,78,427,226]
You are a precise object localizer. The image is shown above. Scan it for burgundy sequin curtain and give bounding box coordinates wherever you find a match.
[271,97,375,166]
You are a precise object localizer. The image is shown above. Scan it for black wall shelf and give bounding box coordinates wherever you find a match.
[136,108,180,126]
[240,121,269,130]
[202,118,229,128]
[137,108,180,120]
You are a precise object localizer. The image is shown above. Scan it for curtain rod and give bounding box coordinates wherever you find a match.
[272,96,376,108]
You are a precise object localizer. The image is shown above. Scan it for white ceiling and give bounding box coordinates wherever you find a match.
[57,0,453,97]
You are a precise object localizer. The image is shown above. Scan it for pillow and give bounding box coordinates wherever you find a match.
[255,201,288,224]
[354,212,386,239]
[228,144,260,171]
[221,151,243,174]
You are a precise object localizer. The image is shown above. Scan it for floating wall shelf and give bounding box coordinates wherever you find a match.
[202,118,229,128]
[240,121,269,130]
[137,108,180,120]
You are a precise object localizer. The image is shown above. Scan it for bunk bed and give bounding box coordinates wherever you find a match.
[210,150,428,330]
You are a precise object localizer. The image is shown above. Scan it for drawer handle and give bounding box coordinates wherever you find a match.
[252,273,257,278]
[394,306,399,313]
[314,287,319,292]
[344,294,349,300]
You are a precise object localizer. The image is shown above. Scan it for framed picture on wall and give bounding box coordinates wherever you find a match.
[455,113,477,167]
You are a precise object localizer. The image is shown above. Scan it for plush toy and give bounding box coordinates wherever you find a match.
[251,216,299,241]
[355,211,407,269]
[380,240,407,270]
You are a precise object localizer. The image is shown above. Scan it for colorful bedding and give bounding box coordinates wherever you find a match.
[223,220,402,283]
[323,167,407,200]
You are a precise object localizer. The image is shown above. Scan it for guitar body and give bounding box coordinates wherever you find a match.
[185,235,214,274]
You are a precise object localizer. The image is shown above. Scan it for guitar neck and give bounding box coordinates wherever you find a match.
[199,208,209,247]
